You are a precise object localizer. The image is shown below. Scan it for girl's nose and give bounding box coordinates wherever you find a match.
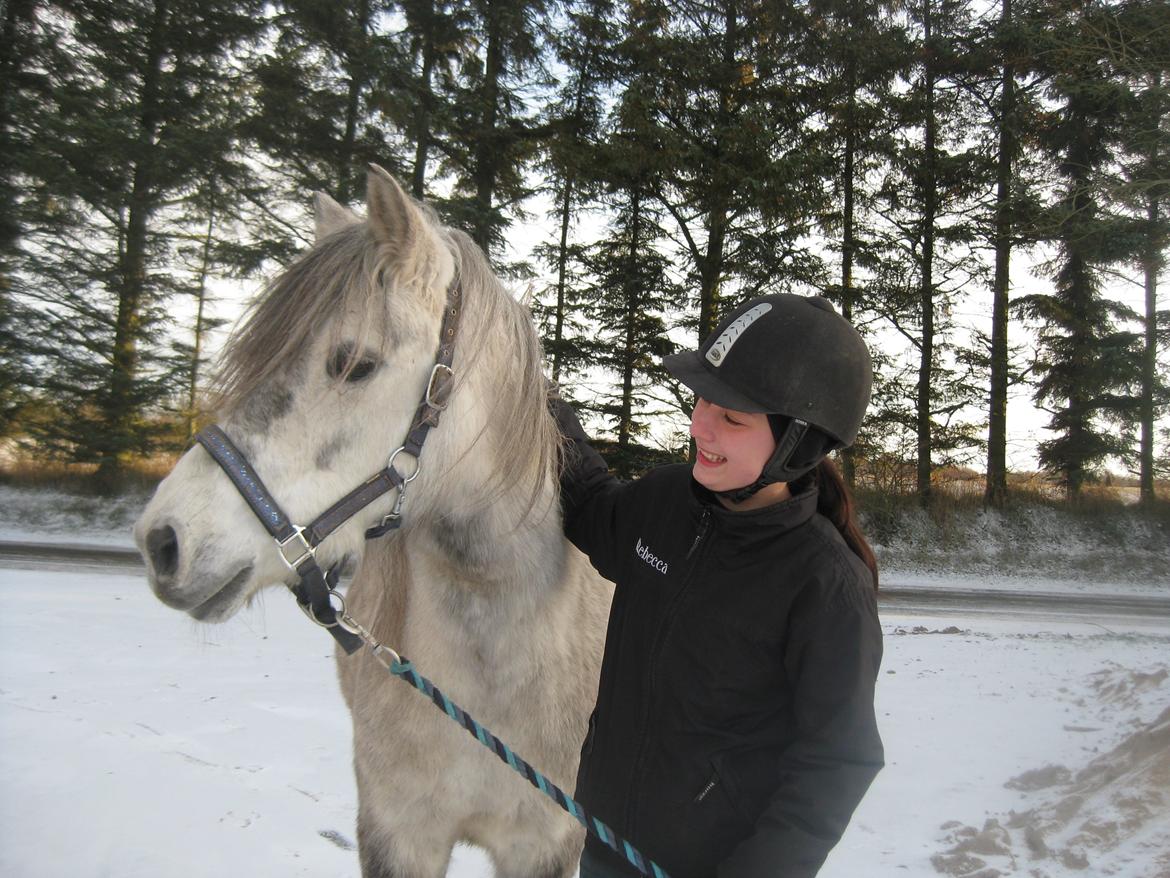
[690,398,714,440]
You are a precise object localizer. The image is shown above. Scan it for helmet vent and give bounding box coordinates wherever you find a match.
[705,303,772,366]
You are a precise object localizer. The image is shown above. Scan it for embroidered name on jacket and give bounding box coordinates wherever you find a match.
[635,538,669,574]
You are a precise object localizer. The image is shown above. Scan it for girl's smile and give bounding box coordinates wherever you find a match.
[696,447,726,466]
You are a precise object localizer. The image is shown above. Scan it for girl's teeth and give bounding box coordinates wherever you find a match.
[701,449,725,463]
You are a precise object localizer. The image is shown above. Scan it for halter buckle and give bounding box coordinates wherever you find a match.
[425,363,455,411]
[277,526,315,571]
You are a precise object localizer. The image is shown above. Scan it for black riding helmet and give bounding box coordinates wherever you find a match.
[663,294,872,502]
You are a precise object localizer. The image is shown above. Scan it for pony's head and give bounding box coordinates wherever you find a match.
[135,166,557,622]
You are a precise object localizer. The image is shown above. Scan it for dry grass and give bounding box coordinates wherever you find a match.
[0,455,178,496]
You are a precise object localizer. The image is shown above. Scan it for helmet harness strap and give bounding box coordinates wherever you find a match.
[717,417,809,504]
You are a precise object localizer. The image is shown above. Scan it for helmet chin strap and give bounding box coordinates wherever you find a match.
[716,418,811,505]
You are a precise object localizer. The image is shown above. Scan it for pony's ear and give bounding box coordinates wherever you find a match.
[366,164,431,256]
[314,192,356,240]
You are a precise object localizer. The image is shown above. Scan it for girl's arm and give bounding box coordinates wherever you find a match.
[549,390,631,583]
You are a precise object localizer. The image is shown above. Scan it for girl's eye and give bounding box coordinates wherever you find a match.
[327,345,380,382]
[724,413,743,426]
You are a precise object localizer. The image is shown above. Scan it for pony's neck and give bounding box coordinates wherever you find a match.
[418,466,566,597]
[418,249,565,597]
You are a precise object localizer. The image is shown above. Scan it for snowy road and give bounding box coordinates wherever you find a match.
[4,539,1169,624]
[2,548,1169,877]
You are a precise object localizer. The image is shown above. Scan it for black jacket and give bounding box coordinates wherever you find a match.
[556,401,884,878]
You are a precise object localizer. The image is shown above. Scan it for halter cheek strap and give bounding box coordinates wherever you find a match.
[194,281,463,654]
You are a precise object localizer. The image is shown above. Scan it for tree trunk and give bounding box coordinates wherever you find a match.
[550,58,594,382]
[840,49,859,488]
[187,198,216,442]
[1139,192,1159,507]
[985,0,1015,508]
[471,3,504,253]
[411,4,437,199]
[102,0,169,477]
[337,0,371,204]
[1139,81,1162,507]
[916,0,937,506]
[619,189,643,456]
[698,0,738,344]
[551,178,573,382]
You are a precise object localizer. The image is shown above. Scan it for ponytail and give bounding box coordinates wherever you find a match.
[793,457,878,591]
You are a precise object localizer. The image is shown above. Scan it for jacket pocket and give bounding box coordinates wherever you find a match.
[679,758,756,869]
[693,770,719,804]
[705,754,756,828]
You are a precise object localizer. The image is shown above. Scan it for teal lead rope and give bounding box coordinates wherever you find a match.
[293,593,671,877]
[375,648,672,878]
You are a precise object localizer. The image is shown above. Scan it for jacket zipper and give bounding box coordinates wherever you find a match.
[625,506,714,836]
[685,508,712,559]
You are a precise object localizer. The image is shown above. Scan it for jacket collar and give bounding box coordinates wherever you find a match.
[691,476,819,544]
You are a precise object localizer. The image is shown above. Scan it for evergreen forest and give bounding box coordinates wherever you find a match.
[1,0,1168,507]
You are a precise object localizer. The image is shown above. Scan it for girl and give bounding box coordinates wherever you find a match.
[552,294,884,878]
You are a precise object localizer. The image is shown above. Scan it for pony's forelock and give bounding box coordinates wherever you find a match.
[212,224,388,415]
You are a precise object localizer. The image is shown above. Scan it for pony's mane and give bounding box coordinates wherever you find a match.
[211,211,558,515]
[444,229,559,513]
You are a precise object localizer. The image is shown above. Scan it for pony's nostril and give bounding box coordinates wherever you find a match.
[146,525,180,580]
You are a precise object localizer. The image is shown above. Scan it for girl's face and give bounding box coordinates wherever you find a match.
[689,397,779,496]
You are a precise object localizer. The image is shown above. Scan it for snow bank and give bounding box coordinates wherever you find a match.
[931,665,1170,877]
[868,503,1170,584]
[0,484,147,548]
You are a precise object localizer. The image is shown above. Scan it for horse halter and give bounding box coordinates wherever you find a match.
[194,278,464,654]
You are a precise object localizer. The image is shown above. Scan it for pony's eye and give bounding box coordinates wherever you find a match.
[327,345,380,382]
[346,359,378,382]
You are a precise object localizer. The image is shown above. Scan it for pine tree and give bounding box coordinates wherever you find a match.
[8,0,264,475]
[248,0,407,212]
[395,0,473,198]
[1107,0,1170,507]
[438,0,557,259]
[575,82,683,474]
[0,0,40,439]
[1017,0,1146,500]
[872,0,991,504]
[533,0,618,382]
[610,0,831,368]
[951,0,1049,506]
[806,0,909,485]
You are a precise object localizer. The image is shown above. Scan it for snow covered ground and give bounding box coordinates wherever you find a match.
[1,486,1168,877]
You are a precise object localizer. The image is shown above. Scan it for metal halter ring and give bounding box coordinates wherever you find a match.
[297,589,346,630]
[386,446,422,483]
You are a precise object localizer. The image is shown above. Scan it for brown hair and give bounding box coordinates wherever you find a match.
[794,457,878,591]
